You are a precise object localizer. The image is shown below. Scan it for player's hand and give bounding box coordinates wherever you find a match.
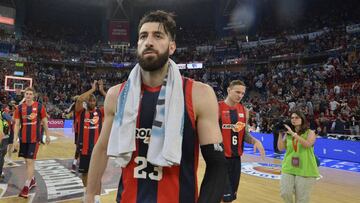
[254,140,265,160]
[92,80,98,91]
[46,136,51,145]
[98,80,104,91]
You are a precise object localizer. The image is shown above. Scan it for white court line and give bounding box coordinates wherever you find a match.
[0,184,7,197]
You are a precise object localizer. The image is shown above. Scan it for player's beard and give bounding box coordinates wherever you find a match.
[137,48,169,72]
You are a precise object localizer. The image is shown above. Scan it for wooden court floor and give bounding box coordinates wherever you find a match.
[0,129,359,203]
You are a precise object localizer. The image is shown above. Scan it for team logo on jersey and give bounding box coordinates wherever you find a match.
[136,128,151,144]
[84,116,99,125]
[222,121,245,132]
[25,113,37,120]
[239,113,244,118]
[241,162,281,180]
[233,121,245,132]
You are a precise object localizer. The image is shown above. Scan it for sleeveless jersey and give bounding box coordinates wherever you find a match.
[14,102,46,143]
[78,107,104,155]
[219,101,246,157]
[117,78,199,203]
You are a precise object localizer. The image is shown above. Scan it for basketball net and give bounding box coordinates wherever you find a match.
[4,75,33,92]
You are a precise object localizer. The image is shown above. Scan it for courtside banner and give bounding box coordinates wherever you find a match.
[246,132,360,163]
[64,119,73,128]
[48,119,64,128]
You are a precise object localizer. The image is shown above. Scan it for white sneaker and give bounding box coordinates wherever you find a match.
[82,187,86,202]
[95,195,101,203]
[7,160,15,166]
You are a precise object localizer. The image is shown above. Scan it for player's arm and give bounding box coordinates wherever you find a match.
[64,102,75,114]
[63,102,76,119]
[243,108,257,144]
[98,79,107,97]
[42,110,50,144]
[244,108,265,158]
[85,84,121,203]
[193,82,226,203]
[14,119,20,139]
[13,107,20,144]
[75,80,97,112]
[63,111,73,119]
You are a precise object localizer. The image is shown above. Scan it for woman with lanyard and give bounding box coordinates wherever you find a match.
[277,110,320,203]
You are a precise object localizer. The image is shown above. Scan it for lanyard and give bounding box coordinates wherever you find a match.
[292,137,299,152]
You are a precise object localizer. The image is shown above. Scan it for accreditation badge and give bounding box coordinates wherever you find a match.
[291,157,300,167]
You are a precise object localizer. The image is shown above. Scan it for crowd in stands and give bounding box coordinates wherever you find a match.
[1,53,359,138]
[182,55,360,138]
[0,16,359,67]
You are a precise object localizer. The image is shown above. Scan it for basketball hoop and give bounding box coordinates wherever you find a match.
[4,75,33,92]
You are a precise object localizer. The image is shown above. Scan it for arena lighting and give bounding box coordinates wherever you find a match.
[177,63,186,69]
[15,62,24,67]
[14,71,24,76]
[0,16,15,25]
[186,63,203,69]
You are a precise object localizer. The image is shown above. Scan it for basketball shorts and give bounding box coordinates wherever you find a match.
[223,156,241,202]
[19,142,40,159]
[78,154,91,173]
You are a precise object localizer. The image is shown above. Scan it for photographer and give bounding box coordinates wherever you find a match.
[349,108,360,135]
[277,110,320,203]
[272,116,289,154]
